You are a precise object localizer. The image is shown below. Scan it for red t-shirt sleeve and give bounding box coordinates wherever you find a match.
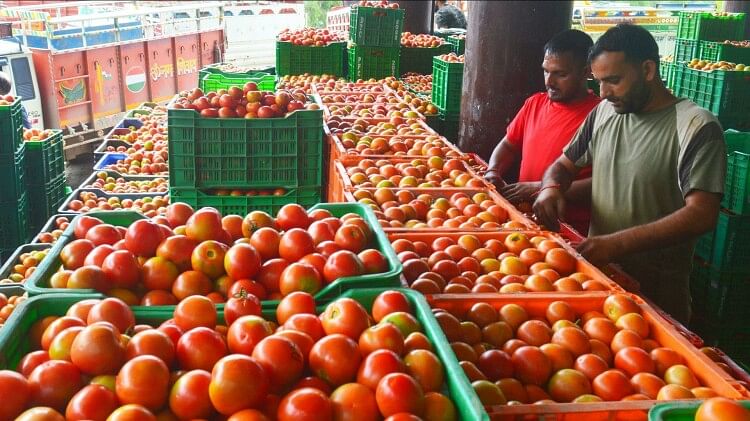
[506,94,539,149]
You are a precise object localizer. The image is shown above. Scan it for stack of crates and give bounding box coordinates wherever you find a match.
[691,128,750,365]
[0,98,30,258]
[276,40,347,78]
[400,40,451,75]
[347,5,403,81]
[24,129,67,234]
[669,11,750,130]
[431,55,463,144]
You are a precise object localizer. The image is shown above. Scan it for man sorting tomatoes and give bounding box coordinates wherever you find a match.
[485,29,600,235]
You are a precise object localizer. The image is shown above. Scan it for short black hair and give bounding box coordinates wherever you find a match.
[0,73,10,95]
[544,29,594,65]
[588,23,660,66]
[435,5,466,30]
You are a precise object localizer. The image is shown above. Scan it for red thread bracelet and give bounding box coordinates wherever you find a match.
[532,184,561,198]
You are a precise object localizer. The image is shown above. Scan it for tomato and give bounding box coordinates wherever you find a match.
[227,409,270,421]
[316,240,343,257]
[358,249,388,274]
[17,350,50,378]
[359,322,405,356]
[65,383,119,421]
[308,208,332,221]
[356,349,405,390]
[664,364,700,389]
[85,224,122,246]
[279,228,315,262]
[516,320,552,347]
[615,312,650,339]
[141,290,179,306]
[70,323,126,375]
[225,290,262,326]
[279,262,322,296]
[372,290,412,323]
[602,294,641,322]
[84,244,115,267]
[551,326,591,357]
[185,208,224,242]
[191,240,229,279]
[166,203,194,228]
[375,373,425,417]
[250,227,281,260]
[101,250,141,289]
[574,353,609,381]
[176,327,228,371]
[74,215,104,239]
[168,369,212,419]
[630,372,666,399]
[696,396,750,421]
[208,355,268,415]
[592,369,634,401]
[309,333,362,387]
[172,270,212,300]
[284,313,325,342]
[156,235,198,271]
[380,312,422,338]
[276,204,311,231]
[423,392,457,421]
[320,298,371,340]
[67,265,109,291]
[334,225,367,253]
[473,380,507,405]
[299,253,327,276]
[293,376,332,394]
[15,407,65,421]
[651,347,685,376]
[28,359,84,411]
[227,315,273,355]
[87,298,135,333]
[277,387,332,421]
[124,219,164,257]
[511,346,552,386]
[115,355,170,410]
[174,295,217,331]
[41,316,85,350]
[276,291,316,325]
[330,383,379,421]
[342,216,372,242]
[126,329,176,366]
[614,346,655,377]
[307,220,335,245]
[547,368,592,403]
[66,299,100,322]
[142,256,179,291]
[322,250,364,283]
[252,335,304,393]
[241,211,276,238]
[106,404,156,421]
[258,258,290,294]
[224,243,262,281]
[222,214,244,241]
[0,370,30,420]
[403,349,443,393]
[276,330,314,363]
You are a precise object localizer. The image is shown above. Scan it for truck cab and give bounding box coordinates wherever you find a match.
[0,27,43,129]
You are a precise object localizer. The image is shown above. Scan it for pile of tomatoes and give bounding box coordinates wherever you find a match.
[432,293,723,407]
[0,290,458,421]
[49,203,390,305]
[0,247,50,284]
[0,291,26,327]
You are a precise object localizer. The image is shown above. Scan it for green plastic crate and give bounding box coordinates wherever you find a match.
[437,111,460,144]
[24,129,64,187]
[721,130,750,214]
[694,230,714,262]
[0,243,51,281]
[199,63,276,81]
[25,204,403,303]
[28,174,68,233]
[198,72,276,93]
[349,5,404,48]
[676,11,746,42]
[0,97,24,155]
[659,61,675,87]
[674,38,698,63]
[0,192,29,250]
[167,107,323,189]
[672,65,750,130]
[689,258,711,309]
[169,186,321,216]
[705,266,750,321]
[708,210,750,271]
[699,41,750,65]
[275,41,346,77]
[447,35,464,55]
[347,45,400,81]
[0,142,26,206]
[400,44,451,76]
[649,401,750,420]
[431,56,463,114]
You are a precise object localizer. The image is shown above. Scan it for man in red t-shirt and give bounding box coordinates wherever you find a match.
[485,29,600,234]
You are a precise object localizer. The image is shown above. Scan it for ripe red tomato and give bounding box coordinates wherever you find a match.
[28,360,84,411]
[356,349,405,390]
[404,349,444,393]
[87,298,135,333]
[116,355,170,410]
[85,224,122,246]
[126,329,176,366]
[41,316,85,350]
[101,250,141,289]
[124,219,164,257]
[511,346,552,386]
[168,369,213,419]
[17,350,50,378]
[172,270,212,300]
[227,315,273,355]
[334,225,367,253]
[279,262,322,296]
[283,313,325,342]
[185,208,225,242]
[209,354,269,415]
[372,290,412,323]
[323,250,365,283]
[307,220,335,246]
[250,227,281,260]
[191,240,229,279]
[320,298,371,340]
[156,235,198,271]
[276,291,316,325]
[358,249,388,274]
[224,243,262,281]
[279,228,315,262]
[359,322,405,356]
[696,397,750,421]
[226,409,270,421]
[74,215,103,239]
[309,333,362,387]
[70,323,126,376]
[276,204,311,231]
[176,327,228,371]
[15,407,66,421]
[0,370,30,420]
[65,383,119,421]
[330,382,379,421]
[224,290,262,326]
[252,335,304,394]
[277,387,332,421]
[375,373,425,417]
[257,258,289,294]
[60,239,95,270]
[174,295,217,331]
[142,256,179,291]
[106,404,156,421]
[166,202,194,228]
[275,329,314,363]
[83,244,115,267]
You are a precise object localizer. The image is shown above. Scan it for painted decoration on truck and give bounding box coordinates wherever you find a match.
[94,62,113,103]
[176,57,197,76]
[150,62,174,81]
[58,80,86,104]
[126,66,146,93]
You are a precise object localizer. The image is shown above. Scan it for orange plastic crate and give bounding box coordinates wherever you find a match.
[427,293,750,421]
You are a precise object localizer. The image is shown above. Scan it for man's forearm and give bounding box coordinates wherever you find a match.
[564,178,592,203]
[542,161,575,192]
[487,139,518,179]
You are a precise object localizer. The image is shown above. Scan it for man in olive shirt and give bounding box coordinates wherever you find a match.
[533,24,726,324]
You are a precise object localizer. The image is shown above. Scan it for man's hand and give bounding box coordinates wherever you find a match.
[576,235,620,266]
[501,181,541,205]
[484,170,506,189]
[532,186,565,231]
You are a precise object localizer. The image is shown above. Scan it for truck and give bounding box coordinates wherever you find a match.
[0,1,226,159]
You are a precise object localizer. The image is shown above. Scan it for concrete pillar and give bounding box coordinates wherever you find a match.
[400,0,432,34]
[458,1,573,160]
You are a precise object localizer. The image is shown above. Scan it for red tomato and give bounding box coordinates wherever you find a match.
[227,315,273,355]
[308,208,332,221]
[298,253,327,276]
[330,382,379,421]
[320,298,371,340]
[168,369,213,419]
[191,240,229,279]
[41,316,85,350]
[74,215,104,239]
[106,404,156,421]
[87,297,135,333]
[276,291,316,326]
[372,290,412,323]
[356,349,405,390]
[185,208,225,242]
[257,258,289,294]
[225,290,262,326]
[15,407,65,421]
[293,376,333,394]
[83,244,115,267]
[70,323,126,376]
[156,235,198,271]
[16,350,50,378]
[279,228,315,262]
[142,256,179,291]
[101,250,141,289]
[28,360,84,411]
[358,249,388,274]
[126,329,176,366]
[309,334,362,387]
[209,354,269,415]
[358,322,405,356]
[166,202,194,228]
[176,327,228,371]
[60,239,95,270]
[276,204,311,231]
[172,270,212,300]
[85,224,122,246]
[115,355,170,410]
[277,387,332,421]
[250,227,281,260]
[316,240,343,257]
[375,373,425,417]
[174,295,217,331]
[65,383,119,421]
[275,330,314,364]
[227,409,270,421]
[224,243,262,281]
[307,220,335,245]
[141,290,179,306]
[0,370,30,420]
[323,250,364,283]
[283,313,325,342]
[279,262,322,296]
[252,335,304,394]
[334,225,367,253]
[124,219,164,257]
[404,349,444,393]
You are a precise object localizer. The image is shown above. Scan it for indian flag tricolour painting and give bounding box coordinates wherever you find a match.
[126,66,146,93]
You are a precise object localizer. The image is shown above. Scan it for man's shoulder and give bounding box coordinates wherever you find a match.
[674,99,720,128]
